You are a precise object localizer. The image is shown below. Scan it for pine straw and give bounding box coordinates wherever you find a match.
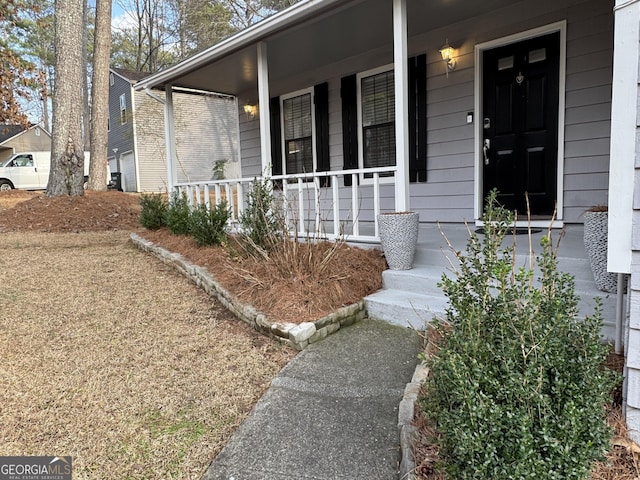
[0,231,295,480]
[141,228,387,324]
[412,336,638,480]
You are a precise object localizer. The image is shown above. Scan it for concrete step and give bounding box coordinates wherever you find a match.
[382,267,452,296]
[364,289,448,330]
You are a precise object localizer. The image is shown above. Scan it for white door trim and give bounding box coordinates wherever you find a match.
[473,20,567,227]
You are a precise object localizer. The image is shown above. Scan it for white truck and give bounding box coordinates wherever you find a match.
[0,151,116,191]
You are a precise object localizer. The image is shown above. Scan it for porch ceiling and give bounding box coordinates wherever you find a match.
[138,0,517,96]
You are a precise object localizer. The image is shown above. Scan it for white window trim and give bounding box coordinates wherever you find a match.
[357,63,395,185]
[120,94,127,125]
[473,21,567,227]
[280,86,316,181]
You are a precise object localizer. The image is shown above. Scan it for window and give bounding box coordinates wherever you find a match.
[358,67,395,178]
[107,115,110,132]
[281,89,314,176]
[13,154,33,167]
[119,94,127,125]
[109,72,115,86]
[35,128,40,136]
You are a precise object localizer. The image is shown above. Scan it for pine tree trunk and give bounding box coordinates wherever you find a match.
[88,0,112,191]
[47,0,85,196]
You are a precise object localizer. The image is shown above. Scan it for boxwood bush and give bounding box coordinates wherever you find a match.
[189,200,230,246]
[165,191,191,235]
[421,191,617,480]
[139,193,167,230]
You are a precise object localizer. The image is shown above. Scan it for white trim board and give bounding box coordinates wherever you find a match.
[473,20,567,225]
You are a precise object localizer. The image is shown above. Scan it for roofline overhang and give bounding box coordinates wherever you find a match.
[134,0,355,92]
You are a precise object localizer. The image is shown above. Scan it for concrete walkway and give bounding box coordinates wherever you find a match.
[201,319,422,480]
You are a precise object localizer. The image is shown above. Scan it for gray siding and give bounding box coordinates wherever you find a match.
[238,0,612,224]
[108,73,135,159]
[626,48,640,443]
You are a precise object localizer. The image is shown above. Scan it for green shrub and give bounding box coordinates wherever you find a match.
[238,177,283,252]
[139,193,167,230]
[165,191,191,235]
[421,190,616,480]
[189,201,230,246]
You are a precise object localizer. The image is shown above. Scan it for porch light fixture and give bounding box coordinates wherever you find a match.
[243,104,258,120]
[439,40,456,77]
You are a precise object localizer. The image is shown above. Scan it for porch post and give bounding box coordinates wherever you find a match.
[608,0,637,275]
[392,0,410,212]
[257,41,272,177]
[163,84,178,192]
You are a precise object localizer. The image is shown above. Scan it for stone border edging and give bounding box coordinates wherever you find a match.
[398,361,429,480]
[130,233,366,350]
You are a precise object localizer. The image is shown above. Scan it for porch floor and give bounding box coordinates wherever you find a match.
[364,223,619,340]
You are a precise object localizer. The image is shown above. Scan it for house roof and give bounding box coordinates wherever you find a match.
[111,67,153,84]
[0,124,51,146]
[135,0,516,97]
[0,125,25,144]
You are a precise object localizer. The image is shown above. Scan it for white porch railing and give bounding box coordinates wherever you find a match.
[174,166,398,243]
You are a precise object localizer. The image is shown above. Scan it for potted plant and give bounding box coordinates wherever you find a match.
[377,211,420,270]
[583,205,617,293]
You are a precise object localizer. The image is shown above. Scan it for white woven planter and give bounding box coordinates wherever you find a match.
[583,210,617,293]
[377,212,419,270]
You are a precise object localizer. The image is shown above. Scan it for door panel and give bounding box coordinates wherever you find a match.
[483,32,560,217]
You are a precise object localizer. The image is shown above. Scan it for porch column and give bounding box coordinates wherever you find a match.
[257,41,272,177]
[164,84,178,192]
[608,0,637,275]
[393,0,410,212]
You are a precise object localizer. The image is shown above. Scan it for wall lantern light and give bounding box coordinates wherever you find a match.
[439,40,457,77]
[243,104,258,120]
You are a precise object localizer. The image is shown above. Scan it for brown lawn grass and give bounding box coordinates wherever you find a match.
[0,192,296,479]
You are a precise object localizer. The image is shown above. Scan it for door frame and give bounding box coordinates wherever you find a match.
[474,20,567,226]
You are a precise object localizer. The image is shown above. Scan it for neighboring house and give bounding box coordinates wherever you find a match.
[135,0,640,439]
[108,67,239,193]
[0,124,51,163]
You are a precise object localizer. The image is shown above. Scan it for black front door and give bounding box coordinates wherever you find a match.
[482,32,560,217]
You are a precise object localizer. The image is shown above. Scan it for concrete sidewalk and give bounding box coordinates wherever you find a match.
[202,319,422,480]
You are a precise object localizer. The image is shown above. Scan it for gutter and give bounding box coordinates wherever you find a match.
[134,0,357,91]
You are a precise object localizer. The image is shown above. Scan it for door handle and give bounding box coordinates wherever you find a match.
[483,139,491,165]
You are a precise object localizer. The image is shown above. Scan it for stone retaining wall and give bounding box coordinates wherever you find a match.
[130,233,366,350]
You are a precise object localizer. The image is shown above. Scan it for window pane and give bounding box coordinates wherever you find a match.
[286,138,313,175]
[283,92,313,175]
[361,70,395,172]
[364,123,395,171]
[361,71,395,127]
[283,94,312,140]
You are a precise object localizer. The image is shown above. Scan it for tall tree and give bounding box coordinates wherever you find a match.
[0,0,45,127]
[47,0,85,196]
[87,0,112,190]
[16,0,55,130]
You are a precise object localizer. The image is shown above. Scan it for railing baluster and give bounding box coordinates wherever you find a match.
[332,174,339,240]
[351,173,359,237]
[373,172,380,238]
[297,178,304,237]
